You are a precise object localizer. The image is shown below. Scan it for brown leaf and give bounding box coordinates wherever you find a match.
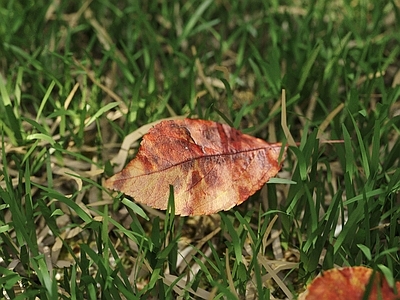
[104,119,285,216]
[299,266,400,300]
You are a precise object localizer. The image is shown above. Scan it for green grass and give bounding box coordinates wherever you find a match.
[1,0,399,299]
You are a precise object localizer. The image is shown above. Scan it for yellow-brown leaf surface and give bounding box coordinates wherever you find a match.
[105,119,285,216]
[299,267,400,300]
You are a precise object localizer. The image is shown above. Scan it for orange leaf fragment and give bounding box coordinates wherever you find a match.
[104,118,285,216]
[299,266,400,300]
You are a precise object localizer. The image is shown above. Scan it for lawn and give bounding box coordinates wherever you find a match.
[1,0,399,299]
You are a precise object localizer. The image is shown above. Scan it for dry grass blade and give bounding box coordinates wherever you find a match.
[257,255,298,300]
[73,58,128,113]
[192,46,218,99]
[317,102,345,139]
[225,249,240,299]
[163,274,211,299]
[281,89,296,147]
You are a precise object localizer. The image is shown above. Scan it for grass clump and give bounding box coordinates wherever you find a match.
[1,0,399,299]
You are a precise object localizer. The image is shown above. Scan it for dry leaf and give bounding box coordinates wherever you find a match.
[299,266,400,300]
[105,119,285,216]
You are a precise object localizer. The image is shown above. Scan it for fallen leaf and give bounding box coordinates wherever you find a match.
[299,266,400,300]
[105,119,285,216]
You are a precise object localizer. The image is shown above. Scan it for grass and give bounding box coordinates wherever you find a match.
[1,0,399,299]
